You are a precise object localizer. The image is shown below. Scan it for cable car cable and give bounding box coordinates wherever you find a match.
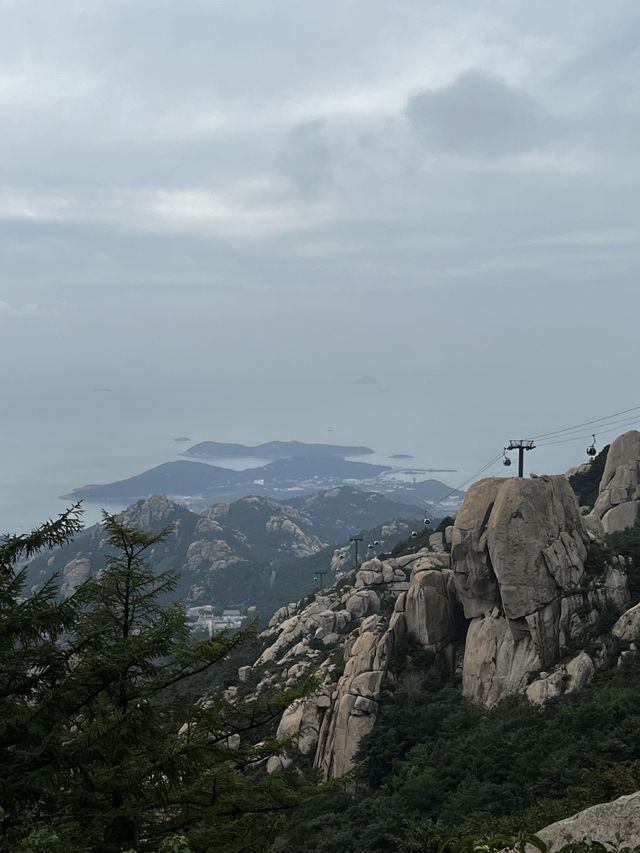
[529,404,640,441]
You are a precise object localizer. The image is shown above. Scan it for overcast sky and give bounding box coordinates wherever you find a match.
[2,1,640,524]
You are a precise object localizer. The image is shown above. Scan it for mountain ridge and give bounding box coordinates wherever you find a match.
[183,440,374,459]
[28,486,428,616]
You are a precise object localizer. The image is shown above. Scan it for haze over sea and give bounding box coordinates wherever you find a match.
[3,283,634,534]
[2,389,453,533]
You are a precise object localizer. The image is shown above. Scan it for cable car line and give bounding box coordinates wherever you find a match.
[535,414,640,445]
[422,402,640,517]
[529,404,640,441]
[535,416,640,448]
[430,451,503,511]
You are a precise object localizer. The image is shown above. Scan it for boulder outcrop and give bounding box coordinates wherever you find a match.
[462,610,539,708]
[613,601,640,644]
[589,431,640,534]
[237,460,634,778]
[314,615,392,778]
[60,557,91,599]
[451,478,503,617]
[537,790,640,850]
[403,562,459,659]
[454,475,609,705]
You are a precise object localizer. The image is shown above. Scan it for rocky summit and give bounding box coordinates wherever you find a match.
[25,487,422,616]
[233,433,640,786]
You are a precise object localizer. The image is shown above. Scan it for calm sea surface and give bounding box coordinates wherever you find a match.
[1,404,454,534]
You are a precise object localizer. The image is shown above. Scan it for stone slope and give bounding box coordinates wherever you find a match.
[452,474,628,707]
[537,791,640,851]
[26,490,419,616]
[588,430,640,535]
[27,494,322,600]
[238,471,637,779]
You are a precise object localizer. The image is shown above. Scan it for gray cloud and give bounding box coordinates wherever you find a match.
[278,120,333,195]
[1,1,640,501]
[406,70,548,156]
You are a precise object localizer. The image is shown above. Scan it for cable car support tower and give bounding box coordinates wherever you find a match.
[504,439,536,478]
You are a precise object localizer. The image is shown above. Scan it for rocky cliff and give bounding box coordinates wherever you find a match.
[236,447,640,780]
[537,791,640,850]
[587,430,640,535]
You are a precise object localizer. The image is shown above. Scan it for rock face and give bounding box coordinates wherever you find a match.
[538,791,640,850]
[462,611,539,708]
[613,601,640,644]
[403,558,459,661]
[235,462,633,779]
[454,475,607,707]
[589,431,640,534]
[452,476,588,625]
[241,550,461,778]
[60,558,91,599]
[185,539,242,571]
[451,478,504,617]
[315,615,391,778]
[486,476,588,619]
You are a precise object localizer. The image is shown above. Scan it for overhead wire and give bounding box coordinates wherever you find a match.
[429,402,640,511]
[431,451,503,509]
[529,405,640,441]
[535,416,640,448]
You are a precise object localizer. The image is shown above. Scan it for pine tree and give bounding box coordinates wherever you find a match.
[1,509,307,852]
[0,504,84,846]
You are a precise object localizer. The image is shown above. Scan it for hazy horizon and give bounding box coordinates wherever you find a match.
[2,2,640,530]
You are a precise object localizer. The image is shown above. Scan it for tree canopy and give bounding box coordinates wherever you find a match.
[0,508,305,852]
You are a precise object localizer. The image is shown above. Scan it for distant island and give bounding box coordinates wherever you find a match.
[62,456,390,504]
[183,440,374,460]
[389,453,413,459]
[173,436,192,442]
[61,439,464,512]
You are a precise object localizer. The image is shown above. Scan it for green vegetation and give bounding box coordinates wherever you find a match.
[584,521,640,603]
[26,495,419,621]
[281,638,640,852]
[6,508,640,851]
[569,445,610,508]
[0,508,305,852]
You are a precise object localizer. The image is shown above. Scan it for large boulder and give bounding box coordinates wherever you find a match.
[537,791,640,850]
[456,475,592,699]
[462,611,539,708]
[525,651,595,706]
[451,478,504,617]
[403,567,459,655]
[590,431,640,533]
[603,501,640,534]
[486,476,588,620]
[613,601,640,644]
[314,616,391,779]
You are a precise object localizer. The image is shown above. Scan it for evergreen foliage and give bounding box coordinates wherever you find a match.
[282,641,640,852]
[6,509,640,852]
[584,521,640,603]
[569,445,610,508]
[0,509,305,852]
